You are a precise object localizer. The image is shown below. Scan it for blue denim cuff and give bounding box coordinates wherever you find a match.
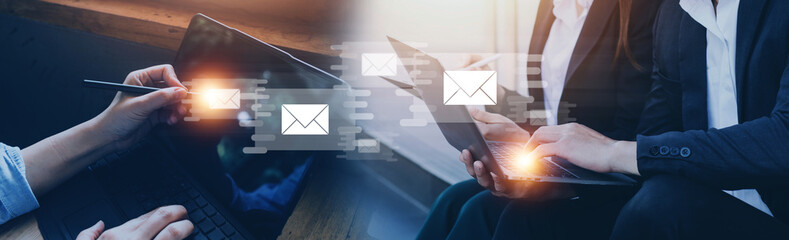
[0,143,40,224]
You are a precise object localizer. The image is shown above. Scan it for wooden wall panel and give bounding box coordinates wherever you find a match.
[0,0,349,55]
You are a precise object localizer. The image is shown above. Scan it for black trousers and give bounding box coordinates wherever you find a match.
[492,186,632,240]
[420,176,789,240]
[416,179,509,240]
[610,175,789,239]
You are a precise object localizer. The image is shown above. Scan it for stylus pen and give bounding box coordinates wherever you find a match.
[83,79,200,95]
[461,54,502,70]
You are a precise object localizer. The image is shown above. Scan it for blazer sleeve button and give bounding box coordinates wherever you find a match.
[680,147,691,157]
[649,146,660,156]
[659,146,670,155]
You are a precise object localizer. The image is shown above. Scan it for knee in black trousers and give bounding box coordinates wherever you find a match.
[417,180,485,240]
[612,175,692,239]
[447,191,509,240]
[612,175,788,239]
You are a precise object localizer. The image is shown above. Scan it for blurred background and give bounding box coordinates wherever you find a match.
[349,0,540,92]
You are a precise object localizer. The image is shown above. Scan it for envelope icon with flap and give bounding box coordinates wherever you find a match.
[356,139,380,153]
[361,53,397,76]
[281,104,329,135]
[443,71,497,105]
[208,89,241,109]
[529,110,548,126]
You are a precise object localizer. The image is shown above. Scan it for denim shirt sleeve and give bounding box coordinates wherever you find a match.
[0,143,39,225]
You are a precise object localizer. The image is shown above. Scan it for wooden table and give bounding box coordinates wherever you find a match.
[0,214,42,239]
[277,159,375,240]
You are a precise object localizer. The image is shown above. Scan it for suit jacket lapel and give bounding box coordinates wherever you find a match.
[527,0,556,113]
[679,10,709,130]
[564,0,616,84]
[735,0,768,118]
[528,0,556,60]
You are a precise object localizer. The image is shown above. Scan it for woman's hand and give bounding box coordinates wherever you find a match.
[459,55,507,99]
[459,149,576,200]
[76,205,194,240]
[93,64,188,152]
[460,54,493,71]
[22,64,190,196]
[524,123,640,175]
[470,108,530,142]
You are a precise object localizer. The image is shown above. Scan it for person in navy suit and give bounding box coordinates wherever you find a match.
[417,0,661,239]
[472,0,789,238]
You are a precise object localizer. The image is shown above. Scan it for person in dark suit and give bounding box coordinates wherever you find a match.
[416,0,661,239]
[477,0,789,238]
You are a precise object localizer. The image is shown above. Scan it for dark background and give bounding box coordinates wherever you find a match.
[0,14,174,147]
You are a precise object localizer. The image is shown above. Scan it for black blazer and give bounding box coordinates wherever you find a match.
[636,0,789,223]
[490,0,661,141]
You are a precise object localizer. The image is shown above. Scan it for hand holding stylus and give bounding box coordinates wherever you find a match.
[23,64,189,196]
[93,64,189,151]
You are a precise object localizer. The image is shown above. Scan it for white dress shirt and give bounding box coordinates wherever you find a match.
[680,0,773,216]
[540,0,593,125]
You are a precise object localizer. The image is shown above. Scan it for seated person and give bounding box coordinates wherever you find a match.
[417,0,659,238]
[454,0,789,239]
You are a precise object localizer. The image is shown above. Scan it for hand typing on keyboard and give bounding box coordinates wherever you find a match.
[524,123,639,176]
[76,205,194,240]
[459,149,576,200]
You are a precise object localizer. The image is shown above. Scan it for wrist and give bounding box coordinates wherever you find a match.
[86,114,121,153]
[21,112,118,195]
[610,141,639,175]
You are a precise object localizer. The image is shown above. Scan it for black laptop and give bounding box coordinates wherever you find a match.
[36,14,345,239]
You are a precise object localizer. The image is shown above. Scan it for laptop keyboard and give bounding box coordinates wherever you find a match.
[487,142,579,179]
[88,142,245,240]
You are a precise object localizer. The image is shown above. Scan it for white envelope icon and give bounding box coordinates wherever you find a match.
[281,104,329,135]
[207,89,241,109]
[355,139,380,153]
[361,53,397,76]
[443,71,497,105]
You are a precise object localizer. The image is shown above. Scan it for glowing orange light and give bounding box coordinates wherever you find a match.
[514,151,540,173]
[190,83,217,108]
[202,88,218,104]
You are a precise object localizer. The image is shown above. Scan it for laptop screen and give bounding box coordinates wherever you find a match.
[168,14,344,238]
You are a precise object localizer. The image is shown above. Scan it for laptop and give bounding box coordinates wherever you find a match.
[385,36,635,186]
[35,14,345,239]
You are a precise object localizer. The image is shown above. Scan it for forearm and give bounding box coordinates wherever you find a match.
[21,116,115,196]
